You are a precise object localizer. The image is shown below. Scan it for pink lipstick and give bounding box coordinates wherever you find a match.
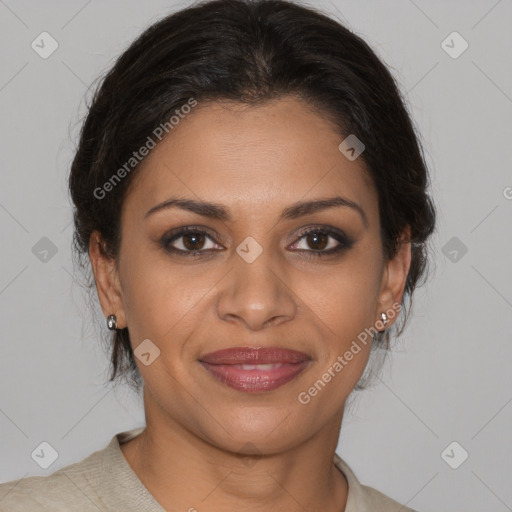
[198,347,312,393]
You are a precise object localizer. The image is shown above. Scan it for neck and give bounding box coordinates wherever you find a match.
[120,393,349,512]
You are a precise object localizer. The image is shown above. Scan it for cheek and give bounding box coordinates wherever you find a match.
[295,275,375,387]
[118,244,219,344]
[294,268,377,405]
[293,256,382,336]
[117,244,177,342]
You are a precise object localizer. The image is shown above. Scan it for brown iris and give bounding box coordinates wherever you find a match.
[183,232,207,250]
[305,231,328,251]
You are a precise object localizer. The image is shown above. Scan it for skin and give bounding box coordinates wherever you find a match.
[89,95,411,512]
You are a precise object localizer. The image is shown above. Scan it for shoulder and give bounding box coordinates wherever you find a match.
[362,484,419,512]
[0,441,107,512]
[333,453,420,512]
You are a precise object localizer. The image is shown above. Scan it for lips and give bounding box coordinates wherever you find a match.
[198,347,312,392]
[199,347,311,365]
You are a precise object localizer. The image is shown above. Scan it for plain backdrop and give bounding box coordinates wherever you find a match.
[0,1,511,511]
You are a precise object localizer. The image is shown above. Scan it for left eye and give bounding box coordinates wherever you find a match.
[290,229,348,253]
[165,230,219,252]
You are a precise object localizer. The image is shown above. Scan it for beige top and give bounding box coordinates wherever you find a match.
[0,427,418,511]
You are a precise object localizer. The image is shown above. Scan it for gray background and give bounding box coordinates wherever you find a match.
[0,0,511,510]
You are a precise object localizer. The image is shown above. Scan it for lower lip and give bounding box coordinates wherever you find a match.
[199,361,311,392]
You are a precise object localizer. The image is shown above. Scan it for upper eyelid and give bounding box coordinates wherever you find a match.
[164,226,220,244]
[294,225,346,238]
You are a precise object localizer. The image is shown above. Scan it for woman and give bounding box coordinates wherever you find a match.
[0,0,436,510]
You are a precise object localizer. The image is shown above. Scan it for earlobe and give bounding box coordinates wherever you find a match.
[378,226,412,324]
[88,230,126,329]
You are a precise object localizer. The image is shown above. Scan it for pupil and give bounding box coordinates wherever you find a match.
[183,233,205,250]
[308,232,327,250]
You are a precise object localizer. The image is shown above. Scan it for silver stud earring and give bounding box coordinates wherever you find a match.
[107,314,118,330]
[380,312,388,326]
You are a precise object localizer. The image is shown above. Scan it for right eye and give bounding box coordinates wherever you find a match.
[161,227,223,256]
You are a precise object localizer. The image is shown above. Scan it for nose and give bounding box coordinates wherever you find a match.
[216,249,297,331]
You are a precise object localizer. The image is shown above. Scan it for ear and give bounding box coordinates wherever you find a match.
[376,225,412,327]
[89,230,126,329]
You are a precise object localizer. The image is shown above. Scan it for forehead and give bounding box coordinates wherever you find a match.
[122,96,378,225]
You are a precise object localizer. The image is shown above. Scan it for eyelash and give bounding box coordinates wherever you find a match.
[161,225,354,259]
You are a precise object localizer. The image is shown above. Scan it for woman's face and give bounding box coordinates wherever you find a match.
[91,95,410,453]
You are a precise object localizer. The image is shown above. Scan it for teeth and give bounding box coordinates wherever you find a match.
[238,363,283,370]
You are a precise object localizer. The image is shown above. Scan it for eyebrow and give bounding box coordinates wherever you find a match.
[144,195,368,228]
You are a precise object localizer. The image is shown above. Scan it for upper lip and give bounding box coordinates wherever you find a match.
[199,347,312,365]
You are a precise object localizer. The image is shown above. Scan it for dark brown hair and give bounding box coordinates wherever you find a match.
[69,0,436,393]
